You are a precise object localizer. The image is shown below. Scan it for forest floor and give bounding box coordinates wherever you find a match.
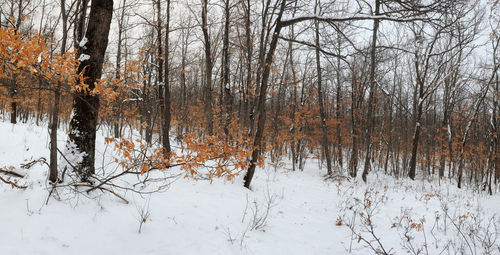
[1,121,499,255]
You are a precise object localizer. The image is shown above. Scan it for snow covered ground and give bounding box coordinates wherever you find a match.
[1,121,499,255]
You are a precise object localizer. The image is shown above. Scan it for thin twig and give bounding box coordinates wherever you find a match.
[0,169,24,178]
[0,175,27,189]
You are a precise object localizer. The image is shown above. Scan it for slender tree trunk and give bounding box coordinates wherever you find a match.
[335,37,343,167]
[48,0,69,183]
[9,0,25,125]
[49,81,62,183]
[457,71,493,188]
[286,10,298,170]
[408,95,423,180]
[201,0,214,135]
[243,0,287,189]
[113,0,126,138]
[243,0,252,131]
[162,0,172,155]
[9,78,17,124]
[361,0,380,182]
[439,97,450,180]
[144,74,153,144]
[494,75,500,185]
[314,0,332,175]
[154,0,165,145]
[249,0,272,138]
[349,74,359,178]
[492,39,500,186]
[222,0,232,137]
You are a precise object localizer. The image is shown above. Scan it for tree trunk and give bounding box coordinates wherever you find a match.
[408,61,425,180]
[335,37,343,168]
[222,0,232,137]
[361,0,380,182]
[68,0,113,181]
[48,0,69,183]
[162,0,172,155]
[408,108,422,180]
[113,0,126,139]
[9,81,17,124]
[243,0,252,131]
[349,74,360,178]
[201,0,214,135]
[49,81,62,183]
[243,0,287,189]
[314,0,332,175]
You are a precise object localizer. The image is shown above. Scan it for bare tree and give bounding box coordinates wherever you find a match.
[243,0,287,188]
[201,0,214,135]
[48,0,70,183]
[314,0,333,176]
[162,0,172,155]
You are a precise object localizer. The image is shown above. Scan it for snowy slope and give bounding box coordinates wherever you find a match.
[0,121,499,255]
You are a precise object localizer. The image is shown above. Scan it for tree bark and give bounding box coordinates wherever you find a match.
[222,0,232,137]
[113,0,127,139]
[201,0,214,135]
[335,37,343,168]
[314,0,332,175]
[162,0,172,155]
[361,0,380,182]
[243,0,287,189]
[48,0,69,183]
[68,0,113,181]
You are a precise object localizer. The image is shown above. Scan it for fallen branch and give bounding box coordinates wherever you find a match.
[71,183,129,204]
[86,162,184,193]
[0,169,24,178]
[94,186,129,204]
[20,157,48,169]
[0,175,27,189]
[56,148,77,171]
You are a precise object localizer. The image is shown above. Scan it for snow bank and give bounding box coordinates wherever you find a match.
[0,121,499,255]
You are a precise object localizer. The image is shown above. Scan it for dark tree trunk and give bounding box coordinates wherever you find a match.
[249,0,272,138]
[408,104,422,180]
[36,77,43,126]
[113,0,126,139]
[457,73,491,188]
[335,38,343,168]
[408,54,426,180]
[495,75,500,184]
[314,0,332,175]
[243,0,287,189]
[349,74,360,178]
[361,0,380,182]
[49,81,62,183]
[201,0,214,135]
[243,0,252,131]
[222,0,232,137]
[48,0,69,183]
[155,0,165,146]
[9,86,16,124]
[68,0,113,181]
[162,0,172,155]
[439,106,450,179]
[9,0,23,125]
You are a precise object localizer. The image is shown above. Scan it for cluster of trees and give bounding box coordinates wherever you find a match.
[0,0,498,192]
